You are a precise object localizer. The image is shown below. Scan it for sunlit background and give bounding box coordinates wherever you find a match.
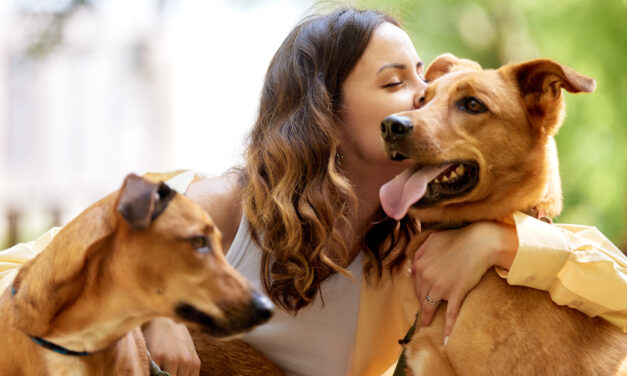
[1,0,625,252]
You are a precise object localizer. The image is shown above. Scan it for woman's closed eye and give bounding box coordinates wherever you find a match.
[383,81,403,88]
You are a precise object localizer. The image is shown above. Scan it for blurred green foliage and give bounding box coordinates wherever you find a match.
[355,0,627,248]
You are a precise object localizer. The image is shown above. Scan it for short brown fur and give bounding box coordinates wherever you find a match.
[0,174,275,375]
[384,54,627,375]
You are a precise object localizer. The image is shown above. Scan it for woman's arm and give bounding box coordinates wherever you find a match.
[410,220,518,339]
[502,212,627,331]
[412,213,627,340]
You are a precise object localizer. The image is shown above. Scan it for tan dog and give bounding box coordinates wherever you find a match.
[0,174,275,375]
[380,54,627,375]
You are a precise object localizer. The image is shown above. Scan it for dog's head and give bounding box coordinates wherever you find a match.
[11,174,273,339]
[112,174,274,338]
[379,54,595,224]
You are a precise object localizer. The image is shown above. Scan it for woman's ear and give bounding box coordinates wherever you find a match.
[425,53,482,82]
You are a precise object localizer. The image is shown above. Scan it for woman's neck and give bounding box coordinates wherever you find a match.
[340,161,406,261]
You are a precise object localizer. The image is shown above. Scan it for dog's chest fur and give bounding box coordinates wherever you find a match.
[43,352,90,376]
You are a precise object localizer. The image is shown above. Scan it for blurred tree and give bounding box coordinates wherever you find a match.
[356,0,626,249]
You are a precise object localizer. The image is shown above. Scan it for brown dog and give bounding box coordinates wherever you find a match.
[380,54,627,375]
[0,174,275,375]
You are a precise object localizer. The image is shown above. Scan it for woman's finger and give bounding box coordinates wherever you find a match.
[443,292,462,340]
[142,318,201,376]
[420,290,443,327]
[157,353,178,376]
[412,232,436,269]
[179,324,201,376]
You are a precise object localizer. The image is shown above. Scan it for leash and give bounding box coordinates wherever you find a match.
[148,351,172,376]
[392,311,420,376]
[149,359,171,376]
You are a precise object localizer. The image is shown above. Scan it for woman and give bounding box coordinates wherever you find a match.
[140,7,627,376]
[2,7,625,376]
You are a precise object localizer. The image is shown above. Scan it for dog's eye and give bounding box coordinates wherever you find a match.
[189,236,211,253]
[457,97,487,114]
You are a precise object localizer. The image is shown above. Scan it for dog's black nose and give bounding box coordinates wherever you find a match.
[251,293,274,321]
[381,115,413,140]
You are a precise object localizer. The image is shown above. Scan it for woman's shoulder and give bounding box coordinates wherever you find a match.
[185,171,243,251]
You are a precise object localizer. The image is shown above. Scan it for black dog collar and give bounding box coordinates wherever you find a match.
[11,285,91,356]
[29,335,91,356]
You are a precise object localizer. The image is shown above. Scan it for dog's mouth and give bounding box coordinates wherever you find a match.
[175,295,273,338]
[380,161,478,220]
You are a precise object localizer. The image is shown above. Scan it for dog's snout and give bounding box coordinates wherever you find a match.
[251,293,274,322]
[381,115,413,140]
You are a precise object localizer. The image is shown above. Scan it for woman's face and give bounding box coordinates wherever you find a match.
[339,22,427,177]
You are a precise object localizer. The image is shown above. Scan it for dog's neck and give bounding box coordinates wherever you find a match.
[42,287,154,354]
[33,249,156,353]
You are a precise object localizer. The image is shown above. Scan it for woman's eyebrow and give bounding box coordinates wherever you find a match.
[377,61,424,74]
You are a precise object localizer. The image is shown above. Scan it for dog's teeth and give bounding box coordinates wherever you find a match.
[441,175,449,182]
[449,171,458,180]
[391,151,398,159]
[456,165,465,175]
[434,178,441,183]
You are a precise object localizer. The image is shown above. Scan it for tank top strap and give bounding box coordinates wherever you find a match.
[226,214,252,268]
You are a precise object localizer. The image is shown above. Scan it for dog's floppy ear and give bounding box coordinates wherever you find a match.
[117,173,176,231]
[425,53,482,82]
[510,59,596,135]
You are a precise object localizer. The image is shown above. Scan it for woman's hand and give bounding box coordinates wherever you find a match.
[411,220,518,341]
[142,317,201,376]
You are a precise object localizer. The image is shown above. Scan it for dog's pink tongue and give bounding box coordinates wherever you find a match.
[380,164,452,220]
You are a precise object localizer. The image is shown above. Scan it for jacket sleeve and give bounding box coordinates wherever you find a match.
[496,212,627,332]
[0,227,61,294]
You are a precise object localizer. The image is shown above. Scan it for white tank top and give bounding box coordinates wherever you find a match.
[226,216,363,376]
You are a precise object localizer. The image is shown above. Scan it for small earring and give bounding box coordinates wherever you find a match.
[335,151,344,167]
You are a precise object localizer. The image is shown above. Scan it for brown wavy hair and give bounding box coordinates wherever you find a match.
[240,8,418,313]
